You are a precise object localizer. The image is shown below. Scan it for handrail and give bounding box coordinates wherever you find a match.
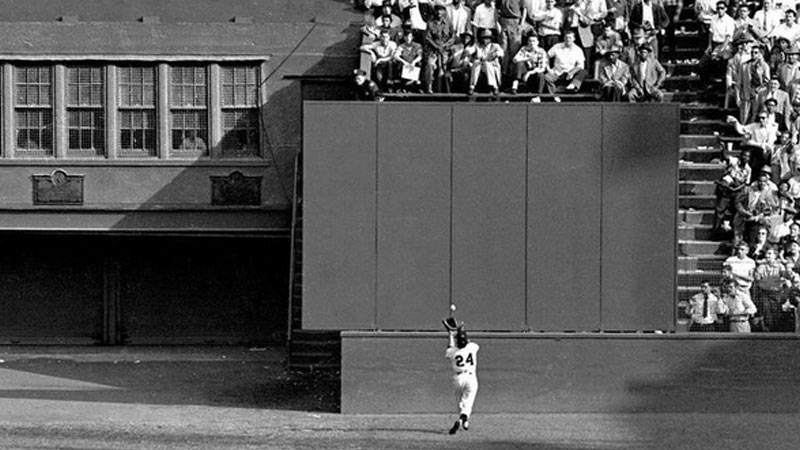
[286,151,302,353]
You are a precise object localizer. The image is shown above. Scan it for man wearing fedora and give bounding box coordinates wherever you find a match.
[628,43,666,102]
[628,0,669,60]
[740,43,772,124]
[466,28,505,94]
[777,44,800,91]
[597,45,630,101]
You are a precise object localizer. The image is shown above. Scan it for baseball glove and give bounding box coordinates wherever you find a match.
[442,317,461,331]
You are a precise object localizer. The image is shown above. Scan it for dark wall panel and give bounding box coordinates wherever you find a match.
[451,104,527,330]
[601,105,678,330]
[376,104,452,330]
[303,102,377,329]
[527,105,602,331]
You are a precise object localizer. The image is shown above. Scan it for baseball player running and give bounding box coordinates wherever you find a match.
[443,319,479,435]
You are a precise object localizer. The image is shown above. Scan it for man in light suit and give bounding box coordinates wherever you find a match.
[628,44,666,102]
[597,45,630,101]
[753,76,793,125]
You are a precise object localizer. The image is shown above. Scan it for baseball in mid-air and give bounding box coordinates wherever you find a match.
[450,304,457,312]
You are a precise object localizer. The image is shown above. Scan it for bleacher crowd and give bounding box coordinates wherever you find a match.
[354,0,674,101]
[695,0,800,333]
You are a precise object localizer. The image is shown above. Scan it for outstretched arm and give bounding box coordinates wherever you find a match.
[447,330,456,348]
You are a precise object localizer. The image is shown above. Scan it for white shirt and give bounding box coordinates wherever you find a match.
[473,3,497,29]
[446,342,480,375]
[448,4,472,35]
[753,8,784,36]
[548,42,585,75]
[641,1,654,28]
[724,255,756,289]
[536,6,563,35]
[522,0,544,20]
[710,14,736,43]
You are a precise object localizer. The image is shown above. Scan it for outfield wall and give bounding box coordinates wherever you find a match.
[342,332,800,414]
[303,102,679,332]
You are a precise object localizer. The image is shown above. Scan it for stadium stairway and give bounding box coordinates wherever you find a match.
[665,11,740,327]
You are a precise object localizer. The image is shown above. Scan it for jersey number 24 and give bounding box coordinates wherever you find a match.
[455,353,474,367]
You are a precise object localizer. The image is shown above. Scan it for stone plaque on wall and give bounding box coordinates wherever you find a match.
[32,169,84,205]
[211,171,262,206]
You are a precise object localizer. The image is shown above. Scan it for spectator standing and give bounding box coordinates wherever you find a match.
[741,44,771,125]
[764,97,790,133]
[448,0,473,36]
[594,20,624,61]
[767,9,800,46]
[688,280,727,331]
[662,0,684,54]
[532,0,564,50]
[773,131,800,180]
[597,46,630,101]
[472,0,498,36]
[733,167,780,244]
[723,241,757,300]
[754,0,784,43]
[628,44,666,102]
[720,277,758,332]
[695,0,719,44]
[729,112,779,175]
[750,225,772,262]
[545,30,589,99]
[628,0,669,60]
[497,0,528,78]
[726,38,752,123]
[699,1,735,85]
[754,246,791,330]
[566,0,595,65]
[510,33,549,97]
[777,45,800,92]
[714,154,751,237]
[753,77,793,126]
[732,4,767,44]
[423,5,456,93]
[467,29,505,94]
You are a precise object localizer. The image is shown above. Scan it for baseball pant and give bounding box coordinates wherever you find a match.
[453,372,478,417]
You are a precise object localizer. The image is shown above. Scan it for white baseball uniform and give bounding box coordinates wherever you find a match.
[445,341,479,417]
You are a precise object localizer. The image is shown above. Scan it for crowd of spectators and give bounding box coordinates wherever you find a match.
[355,0,673,101]
[694,0,800,333]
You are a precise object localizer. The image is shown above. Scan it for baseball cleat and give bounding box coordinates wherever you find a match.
[448,420,460,435]
[460,414,469,430]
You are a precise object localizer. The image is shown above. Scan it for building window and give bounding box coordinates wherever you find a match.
[67,66,105,156]
[170,65,208,155]
[15,66,53,156]
[118,66,157,157]
[220,65,260,158]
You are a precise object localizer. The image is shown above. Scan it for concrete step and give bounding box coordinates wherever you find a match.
[678,255,728,271]
[678,224,714,240]
[679,269,724,287]
[680,208,714,225]
[681,105,738,121]
[679,194,715,209]
[664,75,703,91]
[680,180,716,196]
[680,134,719,148]
[664,62,698,77]
[666,91,725,104]
[681,119,737,136]
[662,48,704,61]
[679,162,725,180]
[679,239,731,256]
[680,148,723,163]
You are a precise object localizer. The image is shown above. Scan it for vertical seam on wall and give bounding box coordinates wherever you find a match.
[449,105,454,309]
[524,105,529,331]
[598,106,604,331]
[374,103,380,330]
